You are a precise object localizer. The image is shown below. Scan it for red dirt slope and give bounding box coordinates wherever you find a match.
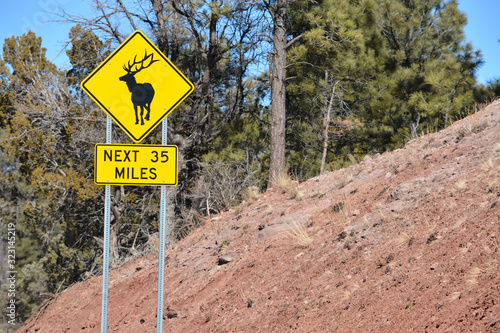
[18,101,500,332]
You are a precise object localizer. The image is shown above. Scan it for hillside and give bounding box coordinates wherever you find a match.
[17,101,500,332]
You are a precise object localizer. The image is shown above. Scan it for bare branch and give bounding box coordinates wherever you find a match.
[116,0,138,31]
[286,34,303,49]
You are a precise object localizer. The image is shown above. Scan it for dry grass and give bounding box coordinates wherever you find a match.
[465,251,498,290]
[449,291,461,302]
[287,220,313,248]
[486,181,496,194]
[443,198,458,211]
[421,213,437,234]
[239,287,254,309]
[347,153,358,165]
[177,208,204,239]
[482,259,498,278]
[338,174,354,189]
[330,196,356,229]
[294,190,304,201]
[147,233,160,252]
[455,119,488,141]
[218,240,231,254]
[494,142,500,152]
[466,266,482,291]
[396,232,412,247]
[342,286,356,301]
[482,158,495,172]
[243,185,260,201]
[274,172,297,192]
[455,180,468,192]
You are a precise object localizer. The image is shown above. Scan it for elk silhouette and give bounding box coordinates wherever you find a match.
[119,51,159,125]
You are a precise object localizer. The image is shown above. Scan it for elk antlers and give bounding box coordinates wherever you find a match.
[123,50,159,75]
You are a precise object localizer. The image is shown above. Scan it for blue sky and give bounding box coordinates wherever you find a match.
[0,0,499,85]
[1,0,91,69]
[458,1,500,84]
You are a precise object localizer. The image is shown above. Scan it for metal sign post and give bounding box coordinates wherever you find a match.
[157,117,168,332]
[101,116,112,333]
[80,30,193,333]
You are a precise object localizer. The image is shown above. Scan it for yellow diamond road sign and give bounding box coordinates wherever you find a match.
[81,30,193,142]
[95,144,178,186]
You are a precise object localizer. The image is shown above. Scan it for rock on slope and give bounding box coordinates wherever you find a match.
[18,101,500,332]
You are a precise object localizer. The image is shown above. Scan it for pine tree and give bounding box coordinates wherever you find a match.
[287,0,482,174]
[359,0,482,150]
[1,32,103,316]
[286,0,382,177]
[474,79,500,104]
[66,25,111,88]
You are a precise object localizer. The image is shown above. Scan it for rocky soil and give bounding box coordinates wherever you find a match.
[17,101,500,332]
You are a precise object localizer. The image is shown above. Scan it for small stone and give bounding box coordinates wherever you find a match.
[294,252,304,260]
[218,252,238,265]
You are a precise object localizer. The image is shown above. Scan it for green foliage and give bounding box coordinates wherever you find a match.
[13,260,48,320]
[474,79,500,104]
[286,0,382,178]
[193,85,269,211]
[0,59,12,128]
[286,0,481,178]
[0,31,103,322]
[66,25,112,88]
[2,32,58,91]
[358,0,481,151]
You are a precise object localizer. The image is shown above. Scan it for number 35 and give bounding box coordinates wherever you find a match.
[151,151,168,163]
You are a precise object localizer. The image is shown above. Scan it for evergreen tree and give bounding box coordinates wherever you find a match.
[66,25,112,89]
[286,0,382,177]
[0,32,103,322]
[359,0,482,151]
[474,79,500,104]
[287,0,482,176]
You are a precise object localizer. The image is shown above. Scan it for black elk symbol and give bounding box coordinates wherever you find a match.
[119,51,159,125]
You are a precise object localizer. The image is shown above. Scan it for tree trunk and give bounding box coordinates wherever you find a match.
[269,0,287,187]
[109,223,119,267]
[320,75,338,175]
[150,0,168,55]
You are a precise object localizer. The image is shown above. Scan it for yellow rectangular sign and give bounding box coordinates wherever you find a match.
[94,144,178,186]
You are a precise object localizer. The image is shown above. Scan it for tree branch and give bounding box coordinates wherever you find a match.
[286,34,303,49]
